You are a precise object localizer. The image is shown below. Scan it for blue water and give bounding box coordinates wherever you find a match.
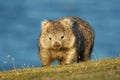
[0,0,120,71]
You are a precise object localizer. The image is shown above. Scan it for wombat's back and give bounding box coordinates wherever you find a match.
[57,16,94,61]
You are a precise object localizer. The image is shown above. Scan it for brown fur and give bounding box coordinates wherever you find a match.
[38,16,94,66]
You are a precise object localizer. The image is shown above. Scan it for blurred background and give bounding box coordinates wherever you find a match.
[0,0,120,71]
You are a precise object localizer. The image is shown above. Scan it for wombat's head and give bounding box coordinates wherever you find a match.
[39,18,76,50]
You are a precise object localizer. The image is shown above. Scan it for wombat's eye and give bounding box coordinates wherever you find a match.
[61,36,64,39]
[49,37,52,40]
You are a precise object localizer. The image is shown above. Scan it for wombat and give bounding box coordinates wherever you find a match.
[38,16,94,66]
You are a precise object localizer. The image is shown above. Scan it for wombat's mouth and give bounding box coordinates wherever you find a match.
[52,46,62,50]
[52,47,70,51]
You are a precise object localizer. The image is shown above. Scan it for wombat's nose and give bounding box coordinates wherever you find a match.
[53,42,61,48]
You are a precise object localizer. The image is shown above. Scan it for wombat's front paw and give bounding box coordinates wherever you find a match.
[41,65,48,67]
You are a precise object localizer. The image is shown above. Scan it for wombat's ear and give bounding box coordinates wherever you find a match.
[60,18,73,28]
[41,20,51,30]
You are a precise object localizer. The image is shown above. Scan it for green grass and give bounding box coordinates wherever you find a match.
[0,58,120,80]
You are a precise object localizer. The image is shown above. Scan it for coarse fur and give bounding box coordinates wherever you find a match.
[38,16,94,66]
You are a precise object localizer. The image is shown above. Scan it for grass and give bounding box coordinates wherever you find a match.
[0,58,120,80]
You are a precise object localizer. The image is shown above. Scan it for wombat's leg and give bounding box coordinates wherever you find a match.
[39,49,51,66]
[62,48,76,65]
[58,58,64,65]
[79,45,92,61]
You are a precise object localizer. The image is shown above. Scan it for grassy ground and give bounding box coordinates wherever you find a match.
[0,58,120,80]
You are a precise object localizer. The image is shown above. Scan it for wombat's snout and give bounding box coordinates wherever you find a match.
[53,42,61,49]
